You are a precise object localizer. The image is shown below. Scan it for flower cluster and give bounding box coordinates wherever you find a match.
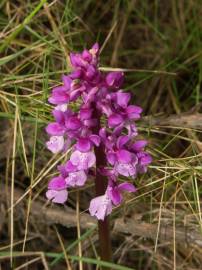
[45,43,152,220]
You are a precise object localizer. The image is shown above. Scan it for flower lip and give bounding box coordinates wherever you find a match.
[48,176,67,190]
[106,72,124,88]
[116,149,132,164]
[65,170,87,187]
[65,116,81,130]
[46,135,64,153]
[70,150,96,170]
[76,138,92,152]
[108,113,124,127]
[45,123,65,136]
[46,189,68,204]
[132,140,148,152]
[89,194,112,220]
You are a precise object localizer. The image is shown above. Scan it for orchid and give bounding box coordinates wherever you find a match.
[45,43,152,220]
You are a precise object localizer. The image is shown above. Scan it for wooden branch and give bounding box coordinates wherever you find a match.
[142,113,202,130]
[0,185,95,229]
[114,218,202,248]
[1,185,202,248]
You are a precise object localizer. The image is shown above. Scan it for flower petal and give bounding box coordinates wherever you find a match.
[82,49,92,62]
[64,160,78,172]
[106,72,124,88]
[83,119,97,127]
[48,176,67,190]
[109,187,122,206]
[89,195,112,220]
[69,89,81,101]
[57,165,68,178]
[46,136,64,153]
[118,182,137,192]
[80,108,92,120]
[69,53,84,68]
[46,189,68,204]
[90,43,99,55]
[107,152,117,165]
[116,91,131,108]
[46,123,65,136]
[70,150,96,170]
[108,114,124,127]
[99,128,107,140]
[66,171,87,187]
[115,163,136,177]
[116,135,130,149]
[76,138,91,152]
[52,110,65,124]
[55,104,68,112]
[116,149,132,163]
[132,140,148,152]
[138,152,152,165]
[126,105,142,120]
[65,116,81,130]
[89,135,101,147]
[48,87,69,105]
[62,75,72,89]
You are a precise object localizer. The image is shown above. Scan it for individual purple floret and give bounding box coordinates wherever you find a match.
[45,43,152,220]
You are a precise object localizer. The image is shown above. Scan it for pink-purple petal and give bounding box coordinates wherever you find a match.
[118,182,137,192]
[48,176,67,190]
[107,152,117,165]
[116,135,130,149]
[106,72,124,88]
[46,136,64,153]
[64,160,78,172]
[46,189,68,204]
[109,188,123,206]
[45,123,65,136]
[70,150,96,170]
[116,149,132,163]
[116,91,131,108]
[89,135,101,147]
[126,105,142,120]
[80,108,92,120]
[52,110,65,124]
[62,75,72,89]
[132,140,148,152]
[76,138,91,152]
[65,171,87,187]
[115,163,136,177]
[108,114,124,127]
[89,195,112,220]
[65,116,81,130]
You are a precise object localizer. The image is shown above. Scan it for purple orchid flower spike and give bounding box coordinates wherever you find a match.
[45,43,151,222]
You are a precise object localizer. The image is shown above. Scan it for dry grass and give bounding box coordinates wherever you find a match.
[0,0,202,269]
